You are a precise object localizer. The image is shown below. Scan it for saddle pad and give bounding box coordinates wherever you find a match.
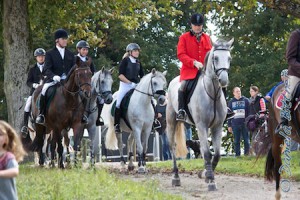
[275,90,300,111]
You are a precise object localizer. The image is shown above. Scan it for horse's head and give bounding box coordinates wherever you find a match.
[206,38,234,87]
[92,66,114,104]
[74,56,93,98]
[150,68,167,102]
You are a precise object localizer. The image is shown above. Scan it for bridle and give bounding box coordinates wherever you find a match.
[134,74,166,97]
[62,66,92,96]
[95,71,112,99]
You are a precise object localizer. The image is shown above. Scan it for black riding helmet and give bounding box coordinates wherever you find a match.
[54,29,68,40]
[190,13,204,26]
[34,48,46,57]
[126,43,140,52]
[76,40,90,49]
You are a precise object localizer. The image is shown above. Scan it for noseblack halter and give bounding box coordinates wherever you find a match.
[211,47,231,77]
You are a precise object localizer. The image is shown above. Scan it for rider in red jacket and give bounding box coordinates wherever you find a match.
[176,13,212,121]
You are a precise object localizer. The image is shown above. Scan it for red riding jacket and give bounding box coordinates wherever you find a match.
[177,31,212,81]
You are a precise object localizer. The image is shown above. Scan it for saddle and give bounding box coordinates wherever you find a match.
[183,71,201,124]
[111,89,135,129]
[276,82,300,135]
[36,84,57,112]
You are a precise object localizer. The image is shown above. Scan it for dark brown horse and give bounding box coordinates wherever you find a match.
[28,56,92,168]
[265,83,300,199]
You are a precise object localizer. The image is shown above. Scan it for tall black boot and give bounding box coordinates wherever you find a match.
[114,108,121,134]
[96,103,104,126]
[275,117,289,134]
[176,90,186,121]
[21,112,30,138]
[36,95,46,125]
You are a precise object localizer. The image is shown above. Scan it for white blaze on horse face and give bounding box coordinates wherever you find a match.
[214,50,231,87]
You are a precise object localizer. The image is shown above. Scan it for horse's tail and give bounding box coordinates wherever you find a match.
[104,120,118,150]
[265,147,274,181]
[175,122,188,158]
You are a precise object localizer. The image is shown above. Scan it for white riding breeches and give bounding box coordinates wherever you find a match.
[116,81,135,108]
[285,75,300,99]
[41,81,57,96]
[24,96,32,112]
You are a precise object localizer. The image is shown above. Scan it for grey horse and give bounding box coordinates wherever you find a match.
[166,38,234,190]
[78,68,113,165]
[105,69,167,173]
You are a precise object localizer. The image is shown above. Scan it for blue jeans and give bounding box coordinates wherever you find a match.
[160,133,171,160]
[185,123,192,159]
[232,125,249,156]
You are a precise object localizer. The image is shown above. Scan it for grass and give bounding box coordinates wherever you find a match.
[17,165,182,200]
[148,151,300,181]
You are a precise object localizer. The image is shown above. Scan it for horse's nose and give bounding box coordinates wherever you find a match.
[105,94,113,104]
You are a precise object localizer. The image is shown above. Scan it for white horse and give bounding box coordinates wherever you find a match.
[77,68,113,165]
[167,39,234,190]
[105,69,167,172]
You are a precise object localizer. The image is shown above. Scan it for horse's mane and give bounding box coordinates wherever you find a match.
[65,64,77,82]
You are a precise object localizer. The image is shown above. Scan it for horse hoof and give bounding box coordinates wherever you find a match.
[172,177,181,187]
[128,165,135,171]
[138,166,146,173]
[208,182,217,191]
[198,169,206,179]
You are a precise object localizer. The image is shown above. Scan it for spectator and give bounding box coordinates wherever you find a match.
[184,123,192,159]
[0,120,27,200]
[155,96,171,161]
[228,87,250,156]
[265,69,288,102]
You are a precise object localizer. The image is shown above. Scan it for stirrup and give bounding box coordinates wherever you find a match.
[115,124,121,134]
[176,109,186,121]
[96,117,104,126]
[21,126,28,138]
[153,119,161,130]
[36,114,45,125]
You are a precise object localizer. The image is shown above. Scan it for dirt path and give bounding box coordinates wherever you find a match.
[99,162,300,200]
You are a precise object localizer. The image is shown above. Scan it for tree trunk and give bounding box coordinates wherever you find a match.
[3,0,30,129]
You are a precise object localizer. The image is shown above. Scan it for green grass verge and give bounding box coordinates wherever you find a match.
[17,165,182,200]
[148,151,300,181]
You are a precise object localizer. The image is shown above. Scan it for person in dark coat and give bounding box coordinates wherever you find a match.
[20,48,46,137]
[36,29,75,124]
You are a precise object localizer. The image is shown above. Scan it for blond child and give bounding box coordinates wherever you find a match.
[0,120,26,200]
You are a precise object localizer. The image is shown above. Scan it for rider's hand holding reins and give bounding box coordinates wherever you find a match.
[53,75,61,83]
[32,83,39,89]
[194,60,203,70]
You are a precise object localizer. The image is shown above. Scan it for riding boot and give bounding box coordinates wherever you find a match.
[226,107,235,120]
[36,95,46,125]
[96,103,104,126]
[176,90,186,121]
[114,108,121,134]
[153,119,161,130]
[275,117,289,134]
[21,112,30,138]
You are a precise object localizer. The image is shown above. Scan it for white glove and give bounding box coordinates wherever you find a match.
[32,83,39,89]
[131,82,137,88]
[194,60,203,70]
[53,75,61,82]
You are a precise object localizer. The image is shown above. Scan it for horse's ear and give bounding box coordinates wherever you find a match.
[76,56,81,66]
[109,67,115,74]
[228,38,234,48]
[162,70,167,76]
[151,68,156,75]
[101,66,105,72]
[87,57,92,67]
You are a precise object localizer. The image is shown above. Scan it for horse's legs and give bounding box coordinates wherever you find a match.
[127,133,135,171]
[62,129,71,166]
[50,133,57,168]
[52,129,64,169]
[88,126,97,166]
[116,133,126,166]
[132,127,145,173]
[197,125,216,191]
[210,127,222,171]
[166,110,181,186]
[141,127,152,167]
